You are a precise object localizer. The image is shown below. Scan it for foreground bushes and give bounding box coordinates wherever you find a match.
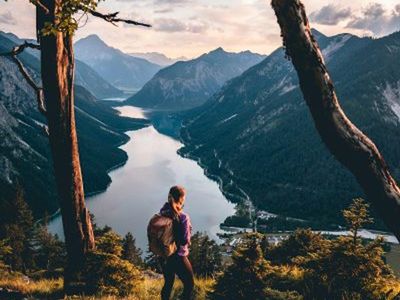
[209,235,303,300]
[210,199,400,300]
[1,196,399,299]
[82,228,143,296]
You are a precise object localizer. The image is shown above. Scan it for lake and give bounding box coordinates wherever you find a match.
[48,106,236,252]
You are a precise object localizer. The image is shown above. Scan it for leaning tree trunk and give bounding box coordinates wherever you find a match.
[37,0,95,292]
[271,0,400,241]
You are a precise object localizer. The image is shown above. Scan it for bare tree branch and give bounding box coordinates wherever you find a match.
[0,42,47,116]
[79,5,151,27]
[30,0,49,14]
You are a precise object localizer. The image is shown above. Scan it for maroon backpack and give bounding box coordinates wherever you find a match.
[147,213,177,257]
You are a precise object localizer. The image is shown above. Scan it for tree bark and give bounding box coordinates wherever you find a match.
[37,0,95,292]
[271,0,400,241]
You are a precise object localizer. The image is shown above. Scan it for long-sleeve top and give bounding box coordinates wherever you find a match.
[160,202,192,256]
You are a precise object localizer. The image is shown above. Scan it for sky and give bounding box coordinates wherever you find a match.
[0,0,399,58]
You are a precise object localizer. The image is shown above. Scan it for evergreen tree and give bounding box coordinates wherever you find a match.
[0,239,12,271]
[266,228,330,265]
[96,230,123,257]
[122,232,144,268]
[144,251,162,273]
[90,213,112,238]
[342,198,373,245]
[209,234,273,300]
[296,199,396,299]
[189,232,222,277]
[0,187,35,272]
[85,229,143,296]
[32,224,66,271]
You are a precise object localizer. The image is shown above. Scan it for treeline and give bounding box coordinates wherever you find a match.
[1,189,399,299]
[212,199,400,299]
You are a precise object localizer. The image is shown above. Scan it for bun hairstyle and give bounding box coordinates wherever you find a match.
[168,185,186,203]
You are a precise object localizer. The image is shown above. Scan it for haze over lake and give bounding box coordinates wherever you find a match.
[49,106,235,251]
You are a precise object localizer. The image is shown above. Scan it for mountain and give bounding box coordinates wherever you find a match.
[125,48,267,110]
[0,32,124,99]
[179,30,400,227]
[75,35,162,91]
[129,52,187,66]
[0,32,149,218]
[74,60,124,99]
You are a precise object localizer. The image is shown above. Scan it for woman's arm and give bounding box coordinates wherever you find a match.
[180,213,192,246]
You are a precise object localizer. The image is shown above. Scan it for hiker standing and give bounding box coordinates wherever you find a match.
[148,185,194,300]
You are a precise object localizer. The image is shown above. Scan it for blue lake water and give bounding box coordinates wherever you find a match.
[48,106,235,252]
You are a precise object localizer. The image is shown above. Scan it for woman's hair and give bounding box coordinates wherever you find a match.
[168,185,186,203]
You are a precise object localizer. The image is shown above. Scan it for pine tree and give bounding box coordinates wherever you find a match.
[96,231,123,257]
[0,187,35,272]
[144,251,162,273]
[299,198,395,299]
[342,198,373,245]
[0,239,12,271]
[84,230,142,296]
[189,232,222,277]
[209,235,272,300]
[122,232,144,268]
[266,228,330,265]
[32,224,66,271]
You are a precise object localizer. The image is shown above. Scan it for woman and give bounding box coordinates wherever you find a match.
[159,185,194,300]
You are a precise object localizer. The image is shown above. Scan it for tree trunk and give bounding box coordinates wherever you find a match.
[271,0,400,241]
[36,0,95,293]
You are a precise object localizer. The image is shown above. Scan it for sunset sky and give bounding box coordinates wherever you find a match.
[1,0,399,58]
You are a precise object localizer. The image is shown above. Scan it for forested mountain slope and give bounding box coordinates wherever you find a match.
[180,30,400,226]
[0,33,148,218]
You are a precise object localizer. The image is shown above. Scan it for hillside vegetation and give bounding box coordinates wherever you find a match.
[1,193,399,299]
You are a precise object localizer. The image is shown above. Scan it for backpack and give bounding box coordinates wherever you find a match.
[147,213,177,257]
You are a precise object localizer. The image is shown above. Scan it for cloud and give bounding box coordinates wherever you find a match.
[154,8,174,14]
[154,18,186,32]
[154,18,208,33]
[154,0,190,3]
[310,4,352,25]
[0,11,17,25]
[364,2,385,18]
[346,3,400,36]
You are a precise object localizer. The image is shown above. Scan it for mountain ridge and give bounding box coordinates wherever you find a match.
[125,47,267,110]
[0,31,124,99]
[75,34,162,91]
[179,30,400,228]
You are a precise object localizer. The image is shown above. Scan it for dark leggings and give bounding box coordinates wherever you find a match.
[161,254,194,300]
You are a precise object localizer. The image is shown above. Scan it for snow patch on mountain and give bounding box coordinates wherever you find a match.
[279,83,297,96]
[219,114,238,125]
[0,156,18,184]
[382,81,400,122]
[322,34,352,61]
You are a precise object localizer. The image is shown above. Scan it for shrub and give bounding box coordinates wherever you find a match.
[208,234,296,300]
[84,251,142,296]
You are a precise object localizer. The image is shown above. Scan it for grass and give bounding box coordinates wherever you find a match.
[0,271,214,300]
[386,244,400,277]
[1,268,398,299]
[0,272,63,298]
